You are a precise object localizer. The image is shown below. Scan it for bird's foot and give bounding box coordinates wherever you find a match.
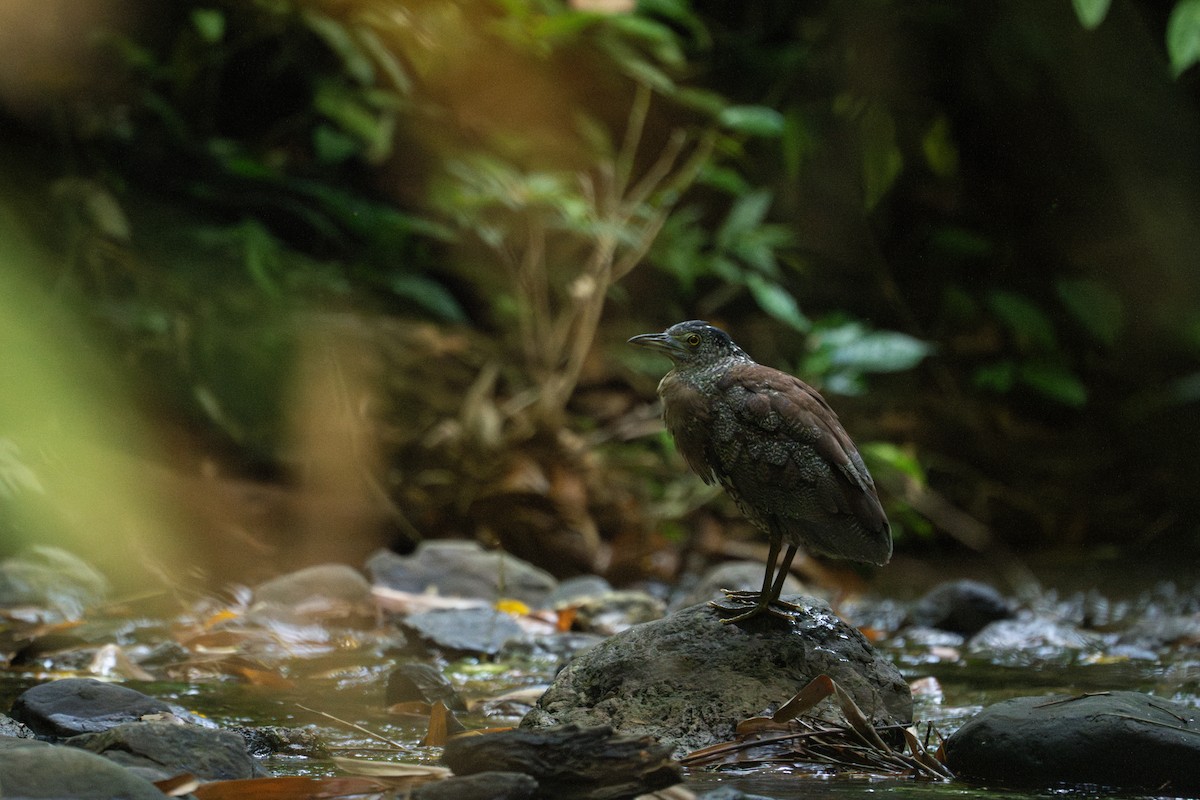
[709,591,802,624]
[717,588,805,611]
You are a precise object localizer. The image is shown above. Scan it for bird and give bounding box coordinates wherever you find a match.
[629,320,891,623]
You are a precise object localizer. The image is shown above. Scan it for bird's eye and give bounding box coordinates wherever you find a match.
[684,333,701,346]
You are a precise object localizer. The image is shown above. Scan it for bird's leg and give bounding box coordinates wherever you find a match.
[717,536,780,605]
[714,541,804,623]
[765,544,805,611]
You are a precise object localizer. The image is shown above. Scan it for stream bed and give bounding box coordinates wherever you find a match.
[1,548,1197,799]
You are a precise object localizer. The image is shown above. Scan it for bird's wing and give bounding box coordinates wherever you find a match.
[716,364,885,525]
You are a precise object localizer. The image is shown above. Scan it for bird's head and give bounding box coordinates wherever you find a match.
[627,320,748,368]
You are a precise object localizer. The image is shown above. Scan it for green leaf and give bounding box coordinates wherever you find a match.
[861,106,903,210]
[717,105,785,138]
[859,441,926,485]
[715,190,773,251]
[313,124,361,163]
[606,15,686,68]
[1071,0,1111,30]
[921,115,959,178]
[389,274,466,322]
[987,290,1058,350]
[973,360,1016,392]
[1018,362,1088,406]
[1055,277,1123,346]
[1168,0,1200,76]
[826,328,933,373]
[302,12,375,85]
[190,8,225,43]
[669,87,729,117]
[744,273,810,332]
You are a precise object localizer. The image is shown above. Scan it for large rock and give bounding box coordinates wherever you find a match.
[521,597,911,757]
[944,691,1200,793]
[250,562,374,623]
[69,720,267,782]
[10,678,173,738]
[907,579,1012,636]
[0,742,167,799]
[367,542,557,606]
[252,563,372,608]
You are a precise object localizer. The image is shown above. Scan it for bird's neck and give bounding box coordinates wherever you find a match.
[668,352,754,392]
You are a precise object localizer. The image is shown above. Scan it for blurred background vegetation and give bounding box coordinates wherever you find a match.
[1,0,1198,591]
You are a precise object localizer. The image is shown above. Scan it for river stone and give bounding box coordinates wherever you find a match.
[944,691,1200,793]
[907,579,1013,635]
[967,616,1102,664]
[10,678,173,738]
[403,607,526,655]
[367,542,557,606]
[0,545,109,618]
[69,720,267,782]
[252,562,372,612]
[0,713,35,739]
[521,596,912,757]
[412,771,539,800]
[0,742,167,799]
[545,574,614,608]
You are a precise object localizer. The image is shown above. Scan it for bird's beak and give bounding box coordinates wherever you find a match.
[627,331,685,356]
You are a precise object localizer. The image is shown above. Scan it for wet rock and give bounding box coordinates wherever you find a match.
[545,575,613,607]
[0,742,167,799]
[671,561,804,611]
[967,616,1102,664]
[234,724,328,758]
[403,607,526,655]
[508,631,606,666]
[0,714,35,739]
[907,579,1013,636]
[0,545,109,618]
[367,542,557,606]
[412,770,539,800]
[10,677,173,738]
[387,663,467,711]
[944,691,1200,794]
[443,724,679,800]
[1118,613,1200,652]
[570,590,665,635]
[521,597,912,757]
[251,563,373,619]
[69,719,267,782]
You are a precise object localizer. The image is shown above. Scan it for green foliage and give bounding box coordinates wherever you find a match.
[1168,0,1200,75]
[1071,0,1112,30]
[649,191,806,331]
[971,289,1091,407]
[1073,0,1200,76]
[800,320,933,396]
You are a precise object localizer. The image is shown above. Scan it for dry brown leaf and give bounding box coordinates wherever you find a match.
[329,757,451,781]
[772,674,835,723]
[154,773,200,796]
[421,700,450,747]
